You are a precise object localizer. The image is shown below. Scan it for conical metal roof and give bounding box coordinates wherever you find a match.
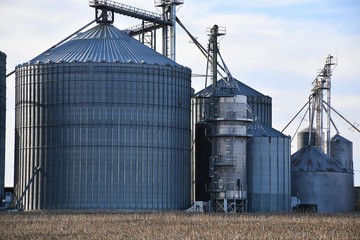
[331,134,352,143]
[27,23,179,66]
[247,121,288,138]
[291,146,348,173]
[194,77,269,98]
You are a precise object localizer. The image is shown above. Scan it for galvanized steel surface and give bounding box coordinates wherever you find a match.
[291,146,354,213]
[291,146,348,172]
[191,79,272,204]
[247,121,285,138]
[193,78,272,126]
[331,134,353,172]
[26,24,179,66]
[247,121,291,212]
[207,96,251,200]
[0,51,5,200]
[14,24,192,210]
[297,128,317,150]
[292,171,354,213]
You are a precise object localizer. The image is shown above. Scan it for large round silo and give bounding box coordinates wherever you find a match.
[14,23,192,210]
[247,121,291,212]
[331,134,353,172]
[291,146,354,213]
[0,51,6,200]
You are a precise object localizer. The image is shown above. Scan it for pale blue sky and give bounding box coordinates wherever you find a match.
[1,0,359,186]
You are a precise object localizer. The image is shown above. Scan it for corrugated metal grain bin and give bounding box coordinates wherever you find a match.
[331,134,353,172]
[291,146,354,213]
[0,51,6,200]
[247,121,291,212]
[14,24,192,210]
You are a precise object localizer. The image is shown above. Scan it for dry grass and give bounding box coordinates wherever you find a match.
[0,211,359,239]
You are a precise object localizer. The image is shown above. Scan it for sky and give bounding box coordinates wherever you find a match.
[1,0,360,186]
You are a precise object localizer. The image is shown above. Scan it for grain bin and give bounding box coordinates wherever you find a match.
[14,23,192,210]
[297,127,317,150]
[0,51,6,200]
[247,121,291,212]
[291,146,354,213]
[192,78,271,203]
[331,134,353,172]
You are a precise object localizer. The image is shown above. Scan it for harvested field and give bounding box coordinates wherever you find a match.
[0,211,359,239]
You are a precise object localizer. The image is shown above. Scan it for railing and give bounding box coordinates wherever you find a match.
[126,22,163,36]
[89,0,171,24]
[154,0,184,7]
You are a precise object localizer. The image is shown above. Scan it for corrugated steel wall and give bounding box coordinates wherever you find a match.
[247,136,291,212]
[0,51,6,200]
[331,134,353,172]
[292,172,354,213]
[15,62,192,210]
[291,145,354,213]
[246,96,272,126]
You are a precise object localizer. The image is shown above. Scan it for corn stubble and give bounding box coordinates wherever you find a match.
[0,212,359,239]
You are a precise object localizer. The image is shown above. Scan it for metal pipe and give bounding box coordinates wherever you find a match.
[281,98,310,133]
[325,55,333,155]
[323,100,360,133]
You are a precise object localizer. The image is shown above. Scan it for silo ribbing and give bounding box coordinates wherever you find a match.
[14,24,192,210]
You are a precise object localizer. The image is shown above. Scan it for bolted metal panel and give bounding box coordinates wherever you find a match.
[291,146,354,213]
[0,51,6,200]
[331,134,353,172]
[247,122,291,212]
[14,23,192,210]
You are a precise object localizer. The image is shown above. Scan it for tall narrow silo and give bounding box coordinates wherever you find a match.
[247,121,291,212]
[205,94,252,212]
[297,127,317,150]
[0,51,6,200]
[331,134,353,172]
[14,23,192,210]
[291,146,354,213]
[192,78,271,203]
